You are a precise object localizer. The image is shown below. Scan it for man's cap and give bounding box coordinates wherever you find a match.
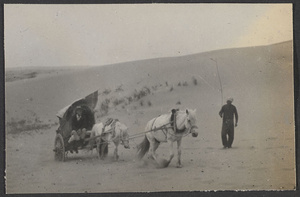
[75,106,83,115]
[227,97,233,102]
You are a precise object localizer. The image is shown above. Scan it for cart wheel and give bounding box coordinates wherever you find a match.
[54,134,65,161]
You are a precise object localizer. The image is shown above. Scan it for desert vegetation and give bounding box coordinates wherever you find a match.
[6,116,54,134]
[5,71,37,82]
[192,76,198,85]
[102,88,111,95]
[6,75,200,134]
[95,76,199,118]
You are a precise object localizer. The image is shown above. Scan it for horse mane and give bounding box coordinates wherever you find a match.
[170,109,179,129]
[170,109,186,133]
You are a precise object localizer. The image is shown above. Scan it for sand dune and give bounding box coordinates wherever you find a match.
[5,40,295,193]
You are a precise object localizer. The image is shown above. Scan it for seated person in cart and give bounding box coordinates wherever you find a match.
[68,106,92,152]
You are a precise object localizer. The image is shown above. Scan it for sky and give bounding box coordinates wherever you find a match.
[4,4,293,68]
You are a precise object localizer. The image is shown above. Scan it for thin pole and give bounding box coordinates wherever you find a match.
[210,58,223,105]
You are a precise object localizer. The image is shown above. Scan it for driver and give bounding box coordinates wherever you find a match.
[68,106,89,152]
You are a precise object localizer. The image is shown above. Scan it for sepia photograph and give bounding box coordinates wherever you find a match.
[4,3,295,194]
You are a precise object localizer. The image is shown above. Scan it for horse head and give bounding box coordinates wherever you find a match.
[185,109,198,137]
[118,123,130,149]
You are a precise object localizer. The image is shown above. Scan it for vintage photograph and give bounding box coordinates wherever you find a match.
[4,4,295,193]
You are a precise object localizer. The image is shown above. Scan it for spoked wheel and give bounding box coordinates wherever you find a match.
[54,134,65,161]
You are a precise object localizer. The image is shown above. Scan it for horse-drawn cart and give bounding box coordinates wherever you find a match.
[53,91,104,161]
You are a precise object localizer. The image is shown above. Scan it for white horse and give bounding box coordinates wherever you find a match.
[137,109,198,168]
[91,119,130,160]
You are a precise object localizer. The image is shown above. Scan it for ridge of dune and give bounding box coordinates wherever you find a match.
[5,40,293,130]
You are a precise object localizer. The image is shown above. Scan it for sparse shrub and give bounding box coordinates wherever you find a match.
[143,86,151,94]
[182,81,188,86]
[127,96,133,104]
[103,88,111,95]
[133,90,140,100]
[115,84,124,92]
[140,100,144,106]
[178,82,181,86]
[6,118,51,134]
[192,77,198,85]
[35,117,42,123]
[170,86,174,92]
[113,99,119,106]
[100,103,109,116]
[133,87,151,100]
[176,101,181,105]
[148,101,152,106]
[113,98,125,106]
[165,81,168,86]
[26,72,37,79]
[18,119,26,126]
[99,99,110,116]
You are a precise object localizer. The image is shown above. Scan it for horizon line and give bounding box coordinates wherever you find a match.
[5,39,292,69]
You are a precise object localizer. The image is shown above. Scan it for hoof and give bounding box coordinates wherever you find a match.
[157,158,170,168]
[176,164,182,168]
[114,155,119,161]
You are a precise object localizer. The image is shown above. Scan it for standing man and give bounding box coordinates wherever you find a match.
[219,98,238,148]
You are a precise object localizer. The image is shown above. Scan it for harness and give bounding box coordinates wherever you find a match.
[151,116,169,137]
[171,109,186,133]
[102,118,117,136]
[151,109,196,139]
[101,119,127,144]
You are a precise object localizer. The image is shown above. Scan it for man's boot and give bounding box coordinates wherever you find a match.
[68,135,75,143]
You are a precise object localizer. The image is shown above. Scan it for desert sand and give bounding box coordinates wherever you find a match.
[5,41,295,193]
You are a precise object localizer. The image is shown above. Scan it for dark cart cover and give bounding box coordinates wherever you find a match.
[56,91,98,138]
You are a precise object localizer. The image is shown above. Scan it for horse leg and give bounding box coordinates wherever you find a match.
[96,139,100,159]
[153,141,160,153]
[113,142,119,161]
[156,140,174,168]
[168,141,175,164]
[100,143,108,160]
[147,138,158,161]
[98,139,106,160]
[176,138,182,168]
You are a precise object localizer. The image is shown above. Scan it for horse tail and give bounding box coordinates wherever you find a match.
[136,136,150,160]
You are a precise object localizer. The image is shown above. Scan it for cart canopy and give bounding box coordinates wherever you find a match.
[57,91,98,119]
[56,91,98,137]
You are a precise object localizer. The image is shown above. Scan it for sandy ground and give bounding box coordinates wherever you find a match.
[5,41,296,193]
[5,109,295,193]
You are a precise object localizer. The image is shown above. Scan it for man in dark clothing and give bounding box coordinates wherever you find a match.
[219,98,238,148]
